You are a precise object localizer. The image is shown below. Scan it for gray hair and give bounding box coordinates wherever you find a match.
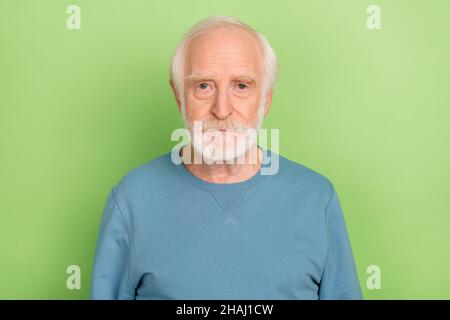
[169,16,279,110]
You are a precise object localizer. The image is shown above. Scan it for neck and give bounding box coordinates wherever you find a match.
[180,143,263,184]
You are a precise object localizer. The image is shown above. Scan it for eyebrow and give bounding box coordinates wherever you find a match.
[186,73,257,83]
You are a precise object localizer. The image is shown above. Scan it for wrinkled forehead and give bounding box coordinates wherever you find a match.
[184,26,264,79]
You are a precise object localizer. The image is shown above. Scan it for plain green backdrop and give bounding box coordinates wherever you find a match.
[1,0,449,299]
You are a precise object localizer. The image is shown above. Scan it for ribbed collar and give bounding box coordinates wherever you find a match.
[171,144,272,192]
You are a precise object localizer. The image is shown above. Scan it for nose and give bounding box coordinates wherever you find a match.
[211,87,232,120]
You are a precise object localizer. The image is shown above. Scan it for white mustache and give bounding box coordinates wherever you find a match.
[188,119,250,132]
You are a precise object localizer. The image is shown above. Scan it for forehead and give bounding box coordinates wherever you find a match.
[184,26,263,78]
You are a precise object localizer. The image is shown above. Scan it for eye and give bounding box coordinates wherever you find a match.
[237,83,248,90]
[194,82,214,98]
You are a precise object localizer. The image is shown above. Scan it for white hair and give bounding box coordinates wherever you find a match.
[169,15,279,123]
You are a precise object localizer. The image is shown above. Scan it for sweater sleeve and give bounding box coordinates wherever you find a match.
[318,185,363,300]
[89,188,135,299]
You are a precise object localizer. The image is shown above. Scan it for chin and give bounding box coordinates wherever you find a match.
[196,141,256,165]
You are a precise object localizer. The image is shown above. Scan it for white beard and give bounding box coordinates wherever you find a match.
[181,96,265,164]
[191,128,258,164]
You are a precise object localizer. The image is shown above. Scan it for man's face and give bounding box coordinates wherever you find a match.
[177,26,271,162]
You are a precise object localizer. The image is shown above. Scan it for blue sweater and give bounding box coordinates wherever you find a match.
[90,146,362,299]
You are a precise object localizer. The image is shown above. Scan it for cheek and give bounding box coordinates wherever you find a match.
[185,94,213,118]
[234,94,261,116]
[237,97,263,127]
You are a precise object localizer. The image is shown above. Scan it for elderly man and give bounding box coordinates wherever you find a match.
[90,16,362,300]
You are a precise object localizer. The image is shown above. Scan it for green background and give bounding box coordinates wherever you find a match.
[1,0,449,299]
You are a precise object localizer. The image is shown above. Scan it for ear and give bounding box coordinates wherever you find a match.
[263,90,273,117]
[169,79,182,113]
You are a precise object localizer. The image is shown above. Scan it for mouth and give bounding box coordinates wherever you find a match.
[202,127,243,133]
[204,128,228,132]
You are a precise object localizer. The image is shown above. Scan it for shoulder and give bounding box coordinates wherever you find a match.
[110,151,174,203]
[274,151,335,201]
